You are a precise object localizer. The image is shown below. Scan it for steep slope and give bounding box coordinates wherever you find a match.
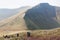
[56,7,60,23]
[24,3,60,30]
[0,6,29,20]
[0,7,31,31]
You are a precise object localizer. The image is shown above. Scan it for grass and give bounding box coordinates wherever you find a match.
[0,28,60,40]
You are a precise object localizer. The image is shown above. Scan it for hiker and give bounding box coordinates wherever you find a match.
[27,32,30,37]
[27,32,31,40]
[17,33,19,37]
[7,36,10,38]
[3,35,7,38]
[3,35,10,38]
[3,35,10,40]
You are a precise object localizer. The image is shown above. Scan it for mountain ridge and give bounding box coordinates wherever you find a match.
[0,6,31,31]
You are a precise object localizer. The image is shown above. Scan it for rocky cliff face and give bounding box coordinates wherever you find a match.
[24,3,60,30]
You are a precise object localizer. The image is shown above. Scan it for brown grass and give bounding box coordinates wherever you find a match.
[0,28,60,40]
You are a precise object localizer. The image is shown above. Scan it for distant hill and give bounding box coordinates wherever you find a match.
[0,6,29,20]
[0,6,30,31]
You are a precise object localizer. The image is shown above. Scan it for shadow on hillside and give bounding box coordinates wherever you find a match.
[24,3,60,30]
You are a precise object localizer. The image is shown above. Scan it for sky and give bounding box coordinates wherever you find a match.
[0,0,60,9]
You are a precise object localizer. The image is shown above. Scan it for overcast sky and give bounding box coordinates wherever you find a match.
[0,0,60,9]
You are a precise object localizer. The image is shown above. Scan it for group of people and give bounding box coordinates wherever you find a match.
[3,34,20,38]
[3,32,31,40]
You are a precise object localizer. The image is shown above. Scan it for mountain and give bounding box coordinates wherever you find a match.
[0,6,31,31]
[24,3,60,30]
[0,3,60,31]
[0,3,60,40]
[0,6,29,20]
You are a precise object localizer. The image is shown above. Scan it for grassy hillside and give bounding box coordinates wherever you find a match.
[0,6,30,20]
[0,7,31,36]
[0,28,60,40]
